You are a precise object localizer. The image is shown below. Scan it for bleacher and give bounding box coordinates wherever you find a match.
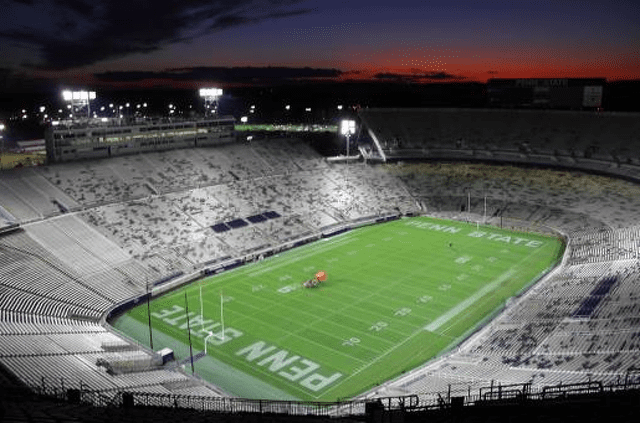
[2,129,640,416]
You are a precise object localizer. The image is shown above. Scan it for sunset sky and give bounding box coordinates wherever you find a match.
[1,0,639,90]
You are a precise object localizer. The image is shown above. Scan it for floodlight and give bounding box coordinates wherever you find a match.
[305,107,311,112]
[200,88,223,117]
[240,116,248,123]
[200,88,222,97]
[285,105,290,110]
[0,123,5,131]
[337,105,343,110]
[39,106,45,113]
[61,89,97,118]
[340,119,356,135]
[21,109,26,114]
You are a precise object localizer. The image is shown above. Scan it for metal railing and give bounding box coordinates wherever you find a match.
[22,376,640,417]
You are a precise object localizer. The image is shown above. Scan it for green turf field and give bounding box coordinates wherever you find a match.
[112,216,564,401]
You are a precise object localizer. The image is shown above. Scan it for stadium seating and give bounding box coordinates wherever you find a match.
[2,133,640,408]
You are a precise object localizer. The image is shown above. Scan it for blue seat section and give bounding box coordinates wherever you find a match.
[211,223,231,233]
[573,276,617,318]
[264,211,281,219]
[211,211,280,233]
[247,214,267,223]
[226,218,249,229]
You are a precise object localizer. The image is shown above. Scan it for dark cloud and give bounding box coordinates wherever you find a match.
[0,0,314,71]
[94,66,343,84]
[374,71,465,82]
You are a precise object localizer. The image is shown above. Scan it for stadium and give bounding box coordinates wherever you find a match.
[2,106,640,420]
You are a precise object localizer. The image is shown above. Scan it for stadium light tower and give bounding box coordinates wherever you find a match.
[341,119,356,159]
[62,90,96,119]
[199,88,223,117]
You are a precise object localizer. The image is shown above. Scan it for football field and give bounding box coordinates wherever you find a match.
[113,216,564,401]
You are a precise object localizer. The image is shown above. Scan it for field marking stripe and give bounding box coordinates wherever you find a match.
[324,234,556,398]
[423,269,515,332]
[424,244,549,333]
[248,235,357,277]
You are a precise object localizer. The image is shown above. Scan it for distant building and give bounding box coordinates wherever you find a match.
[488,78,605,110]
[45,116,235,163]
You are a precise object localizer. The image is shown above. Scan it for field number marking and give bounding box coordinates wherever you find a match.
[278,284,300,294]
[369,321,388,332]
[342,337,361,347]
[394,307,412,317]
[417,295,433,304]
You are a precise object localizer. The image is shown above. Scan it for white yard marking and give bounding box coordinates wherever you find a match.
[394,307,412,317]
[417,295,433,304]
[455,256,472,264]
[248,236,357,277]
[424,244,549,333]
[424,268,516,332]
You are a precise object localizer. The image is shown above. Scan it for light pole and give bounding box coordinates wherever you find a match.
[62,90,96,119]
[340,119,356,188]
[341,119,356,159]
[199,88,223,117]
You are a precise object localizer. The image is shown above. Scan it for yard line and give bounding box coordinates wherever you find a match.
[425,245,549,333]
[233,310,370,365]
[248,236,358,277]
[423,269,516,332]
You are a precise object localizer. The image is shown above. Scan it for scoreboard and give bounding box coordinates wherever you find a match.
[488,78,605,110]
